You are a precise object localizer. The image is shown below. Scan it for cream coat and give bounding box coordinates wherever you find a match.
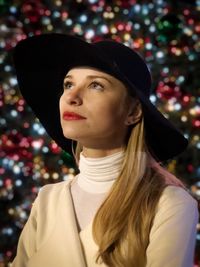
[12,179,199,267]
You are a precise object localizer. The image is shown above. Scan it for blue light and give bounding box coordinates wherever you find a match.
[88,0,98,3]
[134,4,141,13]
[177,76,185,84]
[142,6,149,15]
[85,29,95,39]
[163,67,169,73]
[157,0,164,5]
[0,40,5,48]
[38,127,45,135]
[53,11,60,18]
[144,19,150,25]
[13,165,21,174]
[2,158,9,165]
[42,17,51,25]
[79,14,87,23]
[42,146,49,153]
[123,9,129,15]
[9,77,18,86]
[174,103,181,111]
[10,110,18,117]
[15,179,23,186]
[4,65,12,72]
[18,162,24,167]
[134,23,140,30]
[9,6,17,14]
[2,227,13,235]
[66,19,73,26]
[8,160,14,167]
[145,43,152,50]
[156,51,164,58]
[0,118,6,125]
[149,25,156,32]
[58,159,64,164]
[150,94,157,103]
[100,25,108,34]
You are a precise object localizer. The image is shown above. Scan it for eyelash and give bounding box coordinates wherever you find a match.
[63,81,73,89]
[63,81,104,90]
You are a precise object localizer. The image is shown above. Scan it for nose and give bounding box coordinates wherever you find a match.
[63,89,83,106]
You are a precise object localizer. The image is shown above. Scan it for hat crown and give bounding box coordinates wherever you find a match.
[93,40,152,97]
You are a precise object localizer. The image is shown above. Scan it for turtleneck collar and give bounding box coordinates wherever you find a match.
[77,150,125,194]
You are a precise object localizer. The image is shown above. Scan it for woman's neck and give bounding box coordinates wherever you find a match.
[82,146,126,158]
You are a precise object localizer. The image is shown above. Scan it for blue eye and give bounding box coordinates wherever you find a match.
[90,81,104,90]
[63,81,73,89]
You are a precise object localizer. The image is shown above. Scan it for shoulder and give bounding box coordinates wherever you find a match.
[39,179,71,196]
[147,186,199,266]
[154,185,199,227]
[34,179,72,208]
[159,185,198,209]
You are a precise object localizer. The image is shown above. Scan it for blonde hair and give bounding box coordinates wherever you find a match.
[75,108,186,267]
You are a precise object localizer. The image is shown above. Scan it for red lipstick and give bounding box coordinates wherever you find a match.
[62,111,86,121]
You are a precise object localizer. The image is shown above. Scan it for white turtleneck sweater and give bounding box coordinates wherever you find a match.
[70,151,125,231]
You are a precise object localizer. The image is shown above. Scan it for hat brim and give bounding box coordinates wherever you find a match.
[12,33,188,161]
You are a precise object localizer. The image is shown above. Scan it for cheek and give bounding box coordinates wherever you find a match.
[93,99,126,127]
[59,95,64,113]
[108,96,127,119]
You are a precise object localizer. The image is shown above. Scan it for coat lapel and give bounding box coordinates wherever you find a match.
[62,180,87,266]
[27,180,87,267]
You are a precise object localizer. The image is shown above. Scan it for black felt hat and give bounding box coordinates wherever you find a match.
[12,33,188,161]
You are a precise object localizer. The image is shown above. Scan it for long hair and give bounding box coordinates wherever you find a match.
[75,109,185,267]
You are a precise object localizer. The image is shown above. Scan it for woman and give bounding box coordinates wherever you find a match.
[11,33,198,267]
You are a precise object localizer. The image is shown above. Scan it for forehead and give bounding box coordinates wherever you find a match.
[66,66,117,81]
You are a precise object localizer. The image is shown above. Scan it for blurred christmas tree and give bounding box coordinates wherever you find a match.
[0,0,199,266]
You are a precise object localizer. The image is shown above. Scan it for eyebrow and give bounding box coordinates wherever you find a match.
[64,74,113,85]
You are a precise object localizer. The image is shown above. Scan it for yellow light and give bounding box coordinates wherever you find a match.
[55,0,62,6]
[34,164,40,170]
[189,108,196,116]
[103,12,108,18]
[175,48,182,56]
[168,104,175,112]
[47,24,53,31]
[109,12,114,19]
[181,115,188,122]
[193,135,199,141]
[8,208,14,215]
[43,173,50,179]
[52,172,59,179]
[124,33,131,41]
[110,26,117,34]
[34,156,41,163]
[5,95,12,103]
[69,168,75,174]
[114,6,119,12]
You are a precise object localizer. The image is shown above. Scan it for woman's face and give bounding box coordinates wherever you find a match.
[59,67,136,150]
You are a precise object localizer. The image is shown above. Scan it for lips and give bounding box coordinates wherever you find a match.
[62,111,86,121]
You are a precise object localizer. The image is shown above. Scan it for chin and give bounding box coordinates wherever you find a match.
[62,129,82,142]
